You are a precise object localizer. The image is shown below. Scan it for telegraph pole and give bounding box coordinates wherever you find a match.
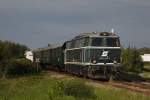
[36,58,40,72]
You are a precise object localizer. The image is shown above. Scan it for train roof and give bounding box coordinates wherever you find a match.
[33,31,120,52]
[70,32,119,41]
[33,44,62,52]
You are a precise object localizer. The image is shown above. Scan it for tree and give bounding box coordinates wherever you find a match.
[132,48,144,72]
[0,40,28,62]
[138,47,150,55]
[121,47,144,73]
[0,40,29,78]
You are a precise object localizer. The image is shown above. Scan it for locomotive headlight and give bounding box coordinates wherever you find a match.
[92,57,97,64]
[113,60,117,64]
[92,60,97,64]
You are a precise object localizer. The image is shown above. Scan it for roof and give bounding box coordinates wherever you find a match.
[33,31,119,52]
[71,32,119,41]
[33,44,62,52]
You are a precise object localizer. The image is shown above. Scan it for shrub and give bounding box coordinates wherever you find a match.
[48,81,65,99]
[121,47,144,73]
[0,61,8,78]
[48,79,96,100]
[5,58,38,77]
[64,79,96,99]
[0,63,3,78]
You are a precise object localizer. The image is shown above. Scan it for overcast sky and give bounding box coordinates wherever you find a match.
[0,0,150,48]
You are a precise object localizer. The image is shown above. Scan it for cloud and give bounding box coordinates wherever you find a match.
[0,0,150,48]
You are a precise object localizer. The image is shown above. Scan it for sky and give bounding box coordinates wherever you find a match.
[0,0,150,49]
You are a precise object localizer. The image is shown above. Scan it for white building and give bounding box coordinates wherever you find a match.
[141,54,150,62]
[25,51,33,62]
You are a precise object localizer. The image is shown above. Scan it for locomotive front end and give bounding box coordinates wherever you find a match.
[85,33,121,79]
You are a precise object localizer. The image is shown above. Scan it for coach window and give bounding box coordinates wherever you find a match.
[66,42,71,49]
[70,41,74,48]
[80,38,88,47]
[74,39,80,48]
[80,39,84,47]
[84,37,89,46]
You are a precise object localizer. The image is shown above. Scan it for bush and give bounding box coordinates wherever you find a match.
[121,47,144,73]
[0,40,28,60]
[48,81,65,99]
[0,61,8,78]
[0,63,3,78]
[64,80,96,99]
[48,79,96,100]
[5,58,38,77]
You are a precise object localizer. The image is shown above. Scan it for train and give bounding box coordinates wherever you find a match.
[33,31,121,80]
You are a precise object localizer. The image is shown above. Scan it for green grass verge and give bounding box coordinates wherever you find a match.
[140,64,150,79]
[140,72,150,78]
[0,73,149,100]
[95,87,149,100]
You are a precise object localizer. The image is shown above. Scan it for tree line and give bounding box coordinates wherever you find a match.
[0,40,38,78]
[138,47,150,55]
[0,40,28,61]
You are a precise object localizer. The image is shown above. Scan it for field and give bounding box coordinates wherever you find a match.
[0,72,149,100]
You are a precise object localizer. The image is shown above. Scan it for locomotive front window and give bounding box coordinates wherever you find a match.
[106,38,120,47]
[91,37,120,47]
[91,38,104,46]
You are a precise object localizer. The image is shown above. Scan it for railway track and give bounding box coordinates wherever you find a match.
[108,81,150,95]
[45,70,150,96]
[86,78,150,96]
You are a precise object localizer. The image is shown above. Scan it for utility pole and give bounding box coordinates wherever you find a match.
[36,58,40,72]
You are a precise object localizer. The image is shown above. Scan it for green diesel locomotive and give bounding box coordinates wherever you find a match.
[33,32,121,80]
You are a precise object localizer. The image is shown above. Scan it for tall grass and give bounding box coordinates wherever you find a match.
[0,76,96,100]
[0,74,149,100]
[47,79,96,100]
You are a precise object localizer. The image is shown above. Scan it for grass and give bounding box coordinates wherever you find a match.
[0,73,149,100]
[95,87,150,100]
[139,64,150,79]
[140,71,150,79]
